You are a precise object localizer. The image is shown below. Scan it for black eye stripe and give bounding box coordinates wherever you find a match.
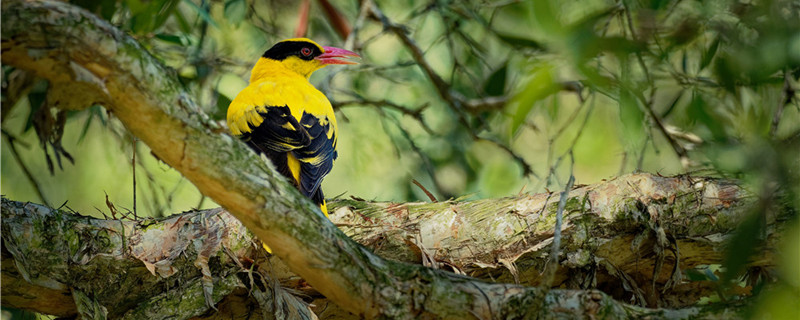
[262,41,323,61]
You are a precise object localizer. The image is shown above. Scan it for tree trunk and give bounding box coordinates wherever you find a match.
[0,0,785,319]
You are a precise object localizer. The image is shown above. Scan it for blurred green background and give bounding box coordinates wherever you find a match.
[2,0,799,318]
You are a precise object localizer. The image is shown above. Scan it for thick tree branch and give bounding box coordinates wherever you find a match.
[0,1,782,319]
[2,169,772,319]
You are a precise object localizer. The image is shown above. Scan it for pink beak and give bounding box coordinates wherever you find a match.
[317,46,361,65]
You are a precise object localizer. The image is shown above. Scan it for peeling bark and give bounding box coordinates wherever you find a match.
[0,1,785,319]
[0,199,316,319]
[1,172,782,318]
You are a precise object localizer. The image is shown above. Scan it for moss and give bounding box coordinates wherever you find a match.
[65,227,83,259]
[119,274,241,319]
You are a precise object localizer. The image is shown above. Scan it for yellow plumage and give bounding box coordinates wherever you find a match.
[227,39,358,253]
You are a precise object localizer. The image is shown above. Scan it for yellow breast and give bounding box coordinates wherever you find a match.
[227,58,338,139]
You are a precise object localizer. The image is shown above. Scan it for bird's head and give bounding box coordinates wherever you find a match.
[255,38,360,79]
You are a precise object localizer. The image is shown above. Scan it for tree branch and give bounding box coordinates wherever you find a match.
[2,170,775,318]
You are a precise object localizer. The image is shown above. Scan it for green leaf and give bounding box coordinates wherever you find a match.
[700,37,720,71]
[78,107,97,144]
[99,0,117,21]
[721,211,763,285]
[483,63,508,97]
[155,33,184,45]
[495,33,544,50]
[648,0,670,10]
[509,62,559,135]
[173,9,192,34]
[681,50,688,73]
[128,0,178,34]
[224,0,247,24]
[214,90,232,120]
[152,0,180,31]
[688,93,727,141]
[72,0,117,21]
[530,0,561,37]
[24,81,49,133]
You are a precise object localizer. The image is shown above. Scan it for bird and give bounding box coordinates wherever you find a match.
[227,38,359,226]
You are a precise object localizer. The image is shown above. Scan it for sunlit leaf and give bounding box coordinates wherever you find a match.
[509,62,559,136]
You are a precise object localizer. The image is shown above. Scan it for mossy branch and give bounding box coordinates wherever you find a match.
[2,171,781,318]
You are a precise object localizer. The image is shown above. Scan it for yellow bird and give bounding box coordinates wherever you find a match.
[227,38,359,222]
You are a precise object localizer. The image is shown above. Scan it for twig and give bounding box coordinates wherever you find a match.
[196,195,207,210]
[369,0,573,180]
[412,179,438,202]
[344,0,372,50]
[473,134,536,178]
[2,130,50,206]
[542,151,575,288]
[542,92,596,188]
[619,2,688,168]
[638,89,690,167]
[369,1,458,111]
[461,96,508,112]
[132,137,137,218]
[382,111,448,198]
[332,98,433,134]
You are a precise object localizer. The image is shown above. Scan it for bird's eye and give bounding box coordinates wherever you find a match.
[301,47,312,56]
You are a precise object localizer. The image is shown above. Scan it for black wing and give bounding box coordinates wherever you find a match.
[240,105,336,203]
[294,112,337,203]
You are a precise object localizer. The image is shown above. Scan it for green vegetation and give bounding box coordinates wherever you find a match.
[2,0,798,318]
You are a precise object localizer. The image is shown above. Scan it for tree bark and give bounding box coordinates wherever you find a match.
[2,172,782,318]
[0,0,784,319]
